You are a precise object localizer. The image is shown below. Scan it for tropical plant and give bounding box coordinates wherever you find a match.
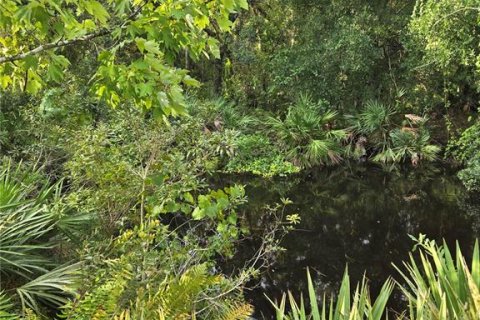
[351,101,440,165]
[271,236,480,320]
[269,268,394,320]
[408,0,480,108]
[62,185,260,320]
[0,160,79,316]
[187,97,257,131]
[353,100,396,152]
[267,95,347,168]
[373,129,440,165]
[117,264,253,320]
[394,235,480,319]
[0,292,19,320]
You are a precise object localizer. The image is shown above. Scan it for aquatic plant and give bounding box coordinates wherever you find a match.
[271,236,480,320]
[395,235,480,319]
[269,268,394,320]
[225,134,300,177]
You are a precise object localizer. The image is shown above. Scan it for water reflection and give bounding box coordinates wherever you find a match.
[213,163,480,318]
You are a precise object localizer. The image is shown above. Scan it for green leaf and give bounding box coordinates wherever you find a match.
[84,0,110,25]
[207,38,221,59]
[184,192,194,204]
[217,15,232,31]
[222,0,235,11]
[26,70,43,94]
[217,222,228,233]
[237,0,249,9]
[307,269,320,320]
[47,55,70,83]
[182,75,200,87]
[192,207,205,220]
[227,214,237,224]
[114,0,130,15]
[194,15,210,29]
[135,37,146,53]
[144,40,162,55]
[0,76,12,89]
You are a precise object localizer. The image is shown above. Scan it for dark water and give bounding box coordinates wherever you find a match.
[213,162,480,318]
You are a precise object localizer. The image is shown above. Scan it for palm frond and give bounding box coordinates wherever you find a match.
[0,202,55,277]
[266,95,345,168]
[16,263,80,313]
[0,292,19,320]
[357,100,395,135]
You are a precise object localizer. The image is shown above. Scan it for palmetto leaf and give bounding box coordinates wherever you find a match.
[0,202,55,277]
[357,100,395,135]
[266,96,344,168]
[0,292,19,320]
[0,161,81,315]
[16,263,80,312]
[388,129,440,163]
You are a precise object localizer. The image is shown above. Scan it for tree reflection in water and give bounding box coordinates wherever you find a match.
[213,162,480,318]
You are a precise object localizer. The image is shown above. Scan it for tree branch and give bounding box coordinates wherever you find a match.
[0,0,148,64]
[0,29,109,64]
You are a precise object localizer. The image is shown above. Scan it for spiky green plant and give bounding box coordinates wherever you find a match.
[0,160,79,316]
[0,292,19,320]
[267,95,346,168]
[373,129,440,164]
[394,235,480,319]
[269,268,394,320]
[355,100,396,149]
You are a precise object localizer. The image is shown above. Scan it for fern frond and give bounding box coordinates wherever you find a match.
[220,302,254,320]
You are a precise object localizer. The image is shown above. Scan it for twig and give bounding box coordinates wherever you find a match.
[0,30,110,64]
[0,0,148,64]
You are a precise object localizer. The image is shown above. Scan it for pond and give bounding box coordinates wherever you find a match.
[213,162,480,318]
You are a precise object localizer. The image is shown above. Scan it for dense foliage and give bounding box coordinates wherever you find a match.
[1,0,480,318]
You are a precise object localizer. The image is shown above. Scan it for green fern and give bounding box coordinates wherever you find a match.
[62,270,130,320]
[219,302,254,320]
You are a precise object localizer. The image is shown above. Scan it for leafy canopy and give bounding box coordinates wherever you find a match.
[0,0,248,118]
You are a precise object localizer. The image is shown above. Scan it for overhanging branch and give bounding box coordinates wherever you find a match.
[0,29,110,64]
[0,1,148,64]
